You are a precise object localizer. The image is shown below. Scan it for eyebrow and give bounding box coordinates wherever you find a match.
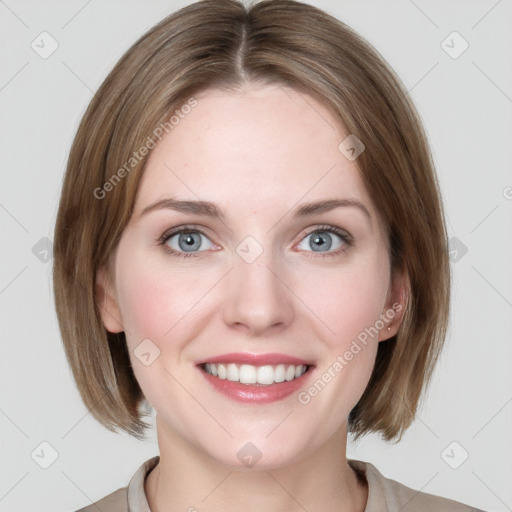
[139,197,372,224]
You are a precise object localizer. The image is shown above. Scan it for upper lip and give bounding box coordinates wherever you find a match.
[196,352,313,367]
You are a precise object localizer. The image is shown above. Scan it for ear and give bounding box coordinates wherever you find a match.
[378,266,409,342]
[95,266,124,333]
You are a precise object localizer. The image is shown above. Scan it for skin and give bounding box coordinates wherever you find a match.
[97,83,407,512]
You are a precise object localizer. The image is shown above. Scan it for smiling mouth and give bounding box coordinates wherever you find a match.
[199,362,312,386]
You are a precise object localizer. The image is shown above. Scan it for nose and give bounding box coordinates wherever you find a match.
[222,246,294,336]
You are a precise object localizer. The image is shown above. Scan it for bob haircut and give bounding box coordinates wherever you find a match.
[53,0,450,442]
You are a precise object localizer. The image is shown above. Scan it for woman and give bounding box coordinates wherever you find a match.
[53,1,486,510]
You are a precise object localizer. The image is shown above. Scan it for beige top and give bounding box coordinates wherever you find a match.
[76,456,484,512]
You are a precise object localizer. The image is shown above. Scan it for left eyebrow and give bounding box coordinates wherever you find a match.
[292,198,372,225]
[138,197,372,226]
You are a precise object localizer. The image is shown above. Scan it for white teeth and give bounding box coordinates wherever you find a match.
[227,363,238,381]
[285,365,296,381]
[203,363,308,385]
[257,365,275,385]
[274,364,286,383]
[239,364,257,384]
[217,363,227,379]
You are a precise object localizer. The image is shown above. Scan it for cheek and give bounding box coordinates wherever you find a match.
[114,255,209,399]
[116,264,167,341]
[114,246,187,346]
[114,249,217,353]
[302,257,389,350]
[296,260,388,420]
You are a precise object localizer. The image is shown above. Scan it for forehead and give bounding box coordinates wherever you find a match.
[134,85,377,225]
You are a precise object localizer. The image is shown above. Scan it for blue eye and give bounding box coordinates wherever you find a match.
[160,227,216,257]
[296,226,351,256]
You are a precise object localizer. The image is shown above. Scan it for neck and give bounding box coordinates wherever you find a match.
[145,417,368,512]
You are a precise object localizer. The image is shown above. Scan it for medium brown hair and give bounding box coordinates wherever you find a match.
[53,0,450,442]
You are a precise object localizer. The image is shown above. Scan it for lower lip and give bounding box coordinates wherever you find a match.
[199,366,314,404]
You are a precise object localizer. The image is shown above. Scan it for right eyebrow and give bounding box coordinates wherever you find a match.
[138,198,224,220]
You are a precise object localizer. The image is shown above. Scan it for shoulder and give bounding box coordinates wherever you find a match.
[349,459,486,512]
[75,487,127,512]
[73,456,160,512]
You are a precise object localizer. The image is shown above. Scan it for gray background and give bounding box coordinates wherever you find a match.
[1,0,511,511]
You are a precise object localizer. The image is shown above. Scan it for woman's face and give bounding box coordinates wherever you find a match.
[98,84,404,468]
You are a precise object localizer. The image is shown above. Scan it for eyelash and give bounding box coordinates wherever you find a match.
[156,224,353,259]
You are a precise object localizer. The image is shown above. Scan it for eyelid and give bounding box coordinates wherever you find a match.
[297,224,353,244]
[157,224,214,243]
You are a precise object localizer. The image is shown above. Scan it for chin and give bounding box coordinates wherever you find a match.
[198,429,313,472]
